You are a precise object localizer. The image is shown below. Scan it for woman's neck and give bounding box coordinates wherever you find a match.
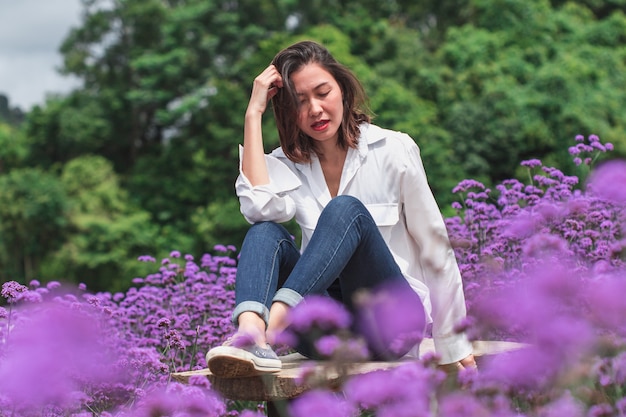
[317,145,347,197]
[317,144,347,164]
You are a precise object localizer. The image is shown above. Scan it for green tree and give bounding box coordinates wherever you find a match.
[24,94,111,168]
[0,122,28,174]
[424,0,626,187]
[39,155,183,292]
[10,0,626,293]
[0,168,69,280]
[0,94,25,126]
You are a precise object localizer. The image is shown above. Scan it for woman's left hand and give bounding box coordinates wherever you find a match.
[438,354,477,374]
[458,354,477,370]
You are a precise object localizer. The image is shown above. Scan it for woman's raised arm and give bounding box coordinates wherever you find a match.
[241,64,283,186]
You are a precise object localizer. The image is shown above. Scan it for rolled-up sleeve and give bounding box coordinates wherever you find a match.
[235,146,301,224]
[400,136,473,364]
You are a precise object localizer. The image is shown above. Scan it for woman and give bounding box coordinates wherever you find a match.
[206,41,475,378]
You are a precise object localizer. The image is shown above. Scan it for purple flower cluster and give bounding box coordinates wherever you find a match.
[0,246,238,416]
[1,134,625,416]
[289,359,445,417]
[446,134,624,322]
[440,134,626,414]
[98,250,237,375]
[288,295,352,333]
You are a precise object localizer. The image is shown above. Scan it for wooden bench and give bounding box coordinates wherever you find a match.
[172,339,525,416]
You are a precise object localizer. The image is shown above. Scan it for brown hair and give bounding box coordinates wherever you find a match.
[271,41,371,163]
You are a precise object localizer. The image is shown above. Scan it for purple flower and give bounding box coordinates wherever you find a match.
[213,244,228,252]
[314,335,343,356]
[591,141,606,151]
[354,281,425,360]
[612,352,626,385]
[46,281,61,290]
[170,250,181,258]
[439,393,490,417]
[1,281,28,301]
[19,291,43,303]
[587,160,626,204]
[187,374,211,389]
[230,332,256,348]
[589,276,626,332]
[0,303,123,411]
[344,363,438,416]
[289,389,355,417]
[157,318,171,328]
[453,179,486,194]
[137,255,156,263]
[289,295,352,332]
[616,397,626,416]
[130,383,226,417]
[588,403,614,417]
[522,233,570,259]
[539,392,584,417]
[521,159,542,168]
[479,346,559,390]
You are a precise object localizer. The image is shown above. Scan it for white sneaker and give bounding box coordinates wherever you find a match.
[206,338,282,378]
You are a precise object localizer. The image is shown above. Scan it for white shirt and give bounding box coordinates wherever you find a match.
[235,123,472,364]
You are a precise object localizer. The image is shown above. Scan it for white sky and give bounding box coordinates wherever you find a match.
[0,0,83,110]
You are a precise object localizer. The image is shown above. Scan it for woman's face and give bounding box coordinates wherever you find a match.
[291,63,344,146]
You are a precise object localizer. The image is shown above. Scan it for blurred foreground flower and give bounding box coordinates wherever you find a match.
[0,302,127,414]
[587,159,626,204]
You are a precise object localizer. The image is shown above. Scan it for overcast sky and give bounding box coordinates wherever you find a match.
[0,0,83,110]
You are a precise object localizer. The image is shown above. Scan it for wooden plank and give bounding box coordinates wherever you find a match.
[172,354,405,401]
[171,339,527,401]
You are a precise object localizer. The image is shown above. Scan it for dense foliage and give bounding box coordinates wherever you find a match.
[1,0,626,292]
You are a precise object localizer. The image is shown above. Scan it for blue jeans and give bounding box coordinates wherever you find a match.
[233,195,422,357]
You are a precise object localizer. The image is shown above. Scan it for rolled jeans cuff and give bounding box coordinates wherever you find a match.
[232,301,270,328]
[273,287,303,307]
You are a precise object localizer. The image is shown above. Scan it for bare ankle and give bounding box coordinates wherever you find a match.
[237,311,268,346]
[267,302,291,345]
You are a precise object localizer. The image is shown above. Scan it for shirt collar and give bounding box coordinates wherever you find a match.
[357,122,387,158]
[274,122,387,168]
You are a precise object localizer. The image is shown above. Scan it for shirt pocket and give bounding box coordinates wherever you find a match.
[295,205,321,232]
[365,203,400,227]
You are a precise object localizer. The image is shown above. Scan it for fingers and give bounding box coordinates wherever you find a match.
[254,65,283,94]
[267,85,279,101]
[459,354,478,370]
[248,65,283,114]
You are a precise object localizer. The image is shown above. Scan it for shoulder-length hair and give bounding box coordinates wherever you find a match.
[271,41,371,163]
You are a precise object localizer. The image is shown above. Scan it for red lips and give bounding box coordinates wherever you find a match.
[311,120,330,131]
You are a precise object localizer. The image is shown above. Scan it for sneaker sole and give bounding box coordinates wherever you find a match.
[207,346,282,378]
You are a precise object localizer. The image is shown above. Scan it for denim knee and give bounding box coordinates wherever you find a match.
[323,195,367,217]
[246,221,293,243]
[326,195,363,210]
